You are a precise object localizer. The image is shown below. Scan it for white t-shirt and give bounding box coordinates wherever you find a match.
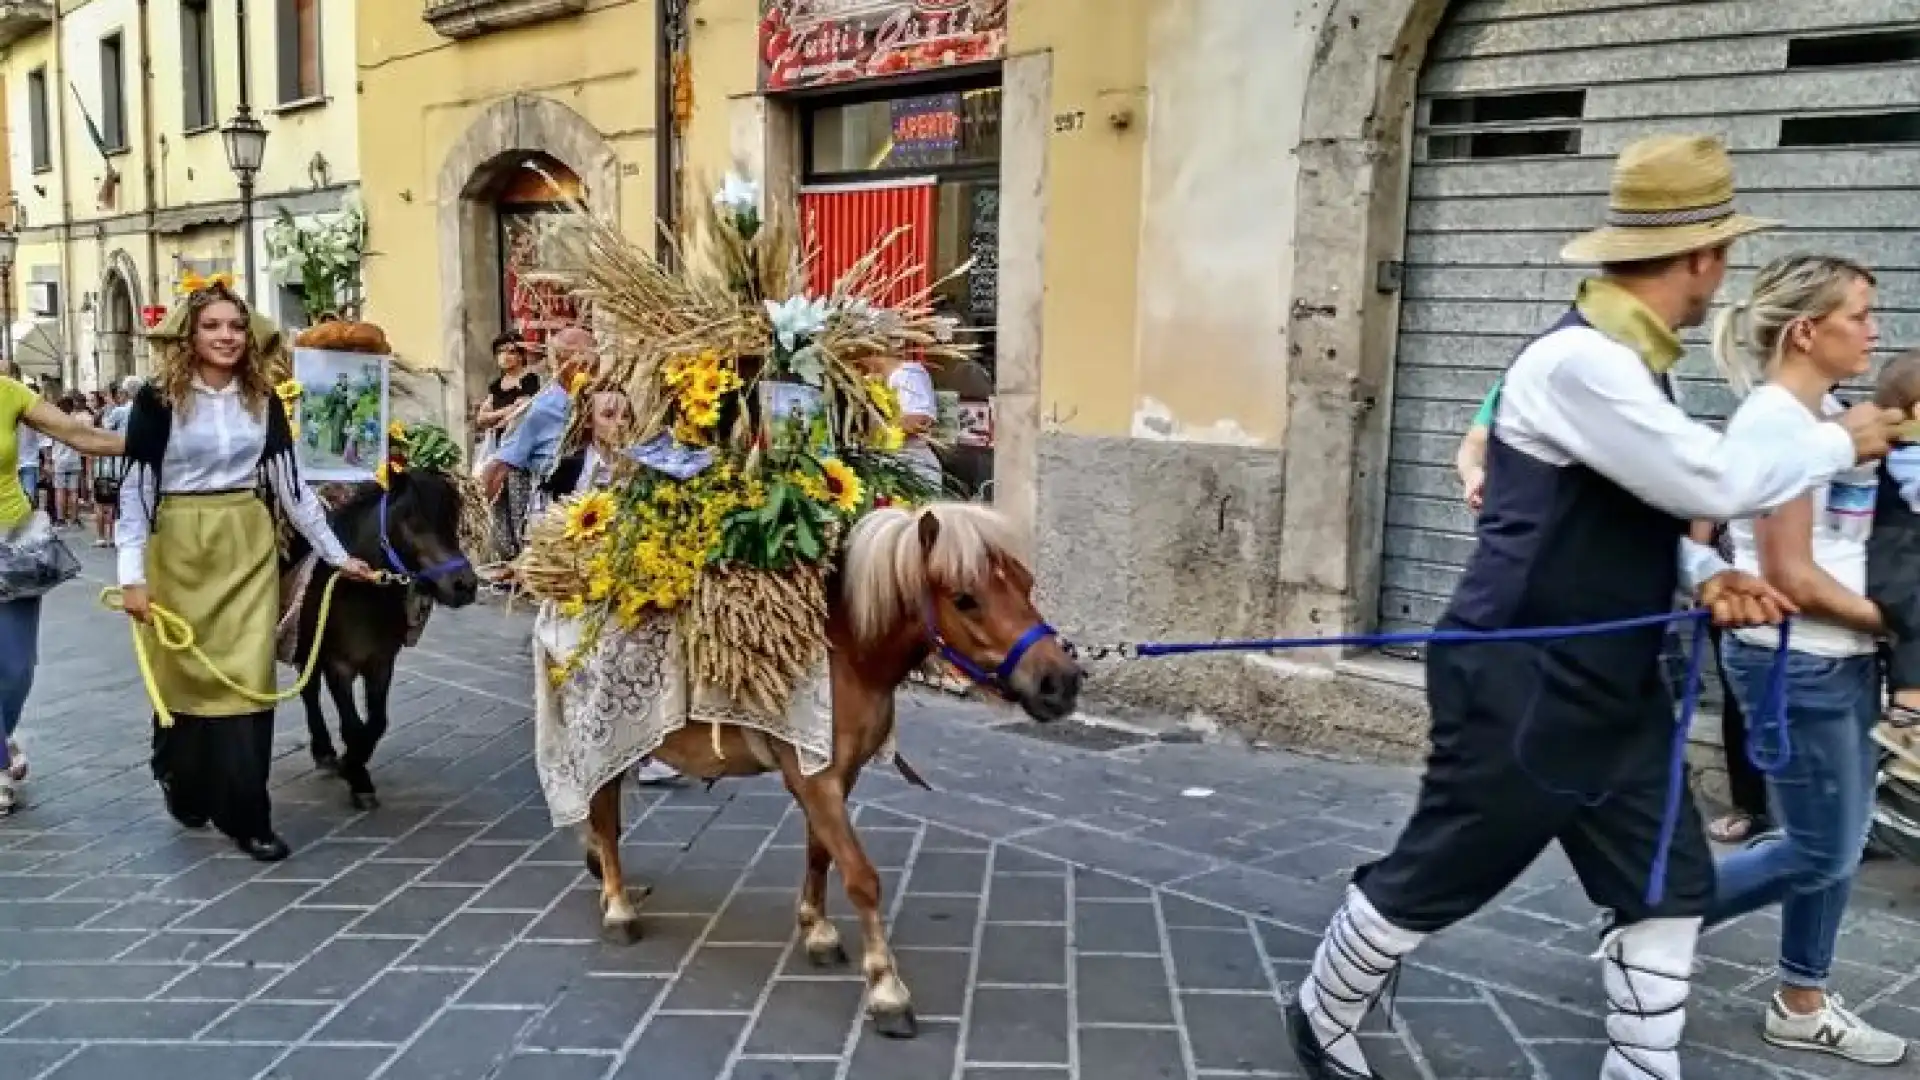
[888,363,942,475]
[1726,385,1876,657]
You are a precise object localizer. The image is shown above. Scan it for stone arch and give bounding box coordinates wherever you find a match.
[436,94,621,432]
[1275,0,1450,640]
[98,248,146,385]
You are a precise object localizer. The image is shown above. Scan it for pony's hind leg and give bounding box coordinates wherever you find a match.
[584,772,642,944]
[323,664,377,811]
[301,671,338,772]
[784,758,914,1038]
[798,822,847,966]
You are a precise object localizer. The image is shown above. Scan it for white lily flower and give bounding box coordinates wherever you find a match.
[764,295,831,353]
[714,173,761,217]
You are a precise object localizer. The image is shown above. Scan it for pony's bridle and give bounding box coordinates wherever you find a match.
[921,594,1058,704]
[377,491,472,584]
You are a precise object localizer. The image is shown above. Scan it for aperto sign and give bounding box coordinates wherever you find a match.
[759,0,1009,92]
[890,94,963,154]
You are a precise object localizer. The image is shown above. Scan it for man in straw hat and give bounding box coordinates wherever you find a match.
[1285,135,1906,1080]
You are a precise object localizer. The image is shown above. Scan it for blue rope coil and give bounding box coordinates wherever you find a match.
[1086,608,1797,907]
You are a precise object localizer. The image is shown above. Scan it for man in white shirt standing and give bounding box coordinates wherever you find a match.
[1285,135,1905,1080]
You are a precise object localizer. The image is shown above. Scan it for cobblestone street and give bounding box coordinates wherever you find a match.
[1,549,1916,1079]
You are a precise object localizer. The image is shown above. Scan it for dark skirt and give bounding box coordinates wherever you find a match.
[152,709,276,843]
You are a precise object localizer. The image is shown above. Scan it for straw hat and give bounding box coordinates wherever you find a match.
[1560,134,1777,264]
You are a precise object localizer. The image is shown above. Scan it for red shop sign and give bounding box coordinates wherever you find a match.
[759,0,1009,93]
[140,305,169,328]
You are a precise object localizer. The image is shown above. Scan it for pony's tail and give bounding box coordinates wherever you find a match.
[1710,301,1760,400]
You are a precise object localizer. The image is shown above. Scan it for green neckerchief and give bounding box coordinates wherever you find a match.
[1574,277,1683,375]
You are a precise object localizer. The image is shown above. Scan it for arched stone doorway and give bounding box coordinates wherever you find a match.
[495,154,587,356]
[1275,0,1449,640]
[437,95,620,439]
[98,265,139,387]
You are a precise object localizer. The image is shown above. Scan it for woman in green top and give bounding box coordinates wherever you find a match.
[0,375,128,813]
[1455,378,1503,512]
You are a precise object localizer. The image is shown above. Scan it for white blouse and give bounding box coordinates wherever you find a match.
[115,379,350,586]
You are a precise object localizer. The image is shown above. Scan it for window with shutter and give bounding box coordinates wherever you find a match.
[182,0,215,131]
[277,0,322,104]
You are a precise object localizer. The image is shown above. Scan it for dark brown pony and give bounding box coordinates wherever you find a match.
[288,470,481,809]
[581,502,1083,1038]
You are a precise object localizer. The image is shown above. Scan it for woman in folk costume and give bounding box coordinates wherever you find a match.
[116,280,376,862]
[537,383,681,787]
[1285,135,1906,1080]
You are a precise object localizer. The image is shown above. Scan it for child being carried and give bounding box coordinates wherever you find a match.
[1865,348,1920,779]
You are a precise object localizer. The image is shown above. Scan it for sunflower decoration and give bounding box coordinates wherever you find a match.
[276,379,305,441]
[176,269,238,296]
[512,170,967,714]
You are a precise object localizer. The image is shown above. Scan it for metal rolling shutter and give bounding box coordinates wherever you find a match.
[1379,0,1920,636]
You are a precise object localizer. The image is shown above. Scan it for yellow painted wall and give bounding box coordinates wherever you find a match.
[356,0,659,374]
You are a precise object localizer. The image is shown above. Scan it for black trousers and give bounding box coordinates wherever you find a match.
[151,710,276,843]
[1356,639,1714,934]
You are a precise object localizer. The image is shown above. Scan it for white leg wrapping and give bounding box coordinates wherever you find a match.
[1597,917,1699,1080]
[1298,885,1426,1075]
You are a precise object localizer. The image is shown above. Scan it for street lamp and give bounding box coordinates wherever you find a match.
[0,223,16,378]
[222,0,268,302]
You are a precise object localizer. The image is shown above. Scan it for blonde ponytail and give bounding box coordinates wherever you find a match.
[1711,300,1760,399]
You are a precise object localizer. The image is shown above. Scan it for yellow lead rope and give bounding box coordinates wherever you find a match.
[100,571,356,729]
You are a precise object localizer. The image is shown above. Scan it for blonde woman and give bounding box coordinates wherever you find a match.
[1703,254,1907,1065]
[117,283,376,862]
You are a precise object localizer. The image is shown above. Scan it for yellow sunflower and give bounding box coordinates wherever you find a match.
[274,379,304,403]
[820,458,863,513]
[388,421,408,442]
[565,490,618,542]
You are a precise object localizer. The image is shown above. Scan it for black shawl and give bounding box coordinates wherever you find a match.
[122,382,303,536]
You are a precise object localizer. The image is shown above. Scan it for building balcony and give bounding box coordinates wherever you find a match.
[0,1,53,50]
[423,0,588,41]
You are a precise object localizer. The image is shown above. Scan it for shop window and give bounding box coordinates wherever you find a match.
[1425,90,1584,161]
[1787,30,1920,68]
[1779,110,1920,147]
[808,87,1002,177]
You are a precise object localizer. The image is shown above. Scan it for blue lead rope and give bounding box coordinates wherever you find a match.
[1105,608,1796,908]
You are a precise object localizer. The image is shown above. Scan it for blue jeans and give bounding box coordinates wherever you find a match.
[18,466,38,509]
[1709,639,1878,988]
[0,596,42,770]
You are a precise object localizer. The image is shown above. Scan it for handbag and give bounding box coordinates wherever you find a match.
[0,510,82,602]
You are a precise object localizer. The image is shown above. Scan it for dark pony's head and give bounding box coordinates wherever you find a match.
[332,470,480,608]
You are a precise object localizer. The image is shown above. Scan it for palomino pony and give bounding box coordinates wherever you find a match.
[286,469,481,809]
[582,502,1083,1039]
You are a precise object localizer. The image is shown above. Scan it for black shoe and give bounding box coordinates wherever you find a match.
[157,778,209,830]
[1286,1000,1376,1079]
[235,835,291,863]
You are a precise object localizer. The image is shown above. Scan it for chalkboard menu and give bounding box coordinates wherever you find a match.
[967,184,999,320]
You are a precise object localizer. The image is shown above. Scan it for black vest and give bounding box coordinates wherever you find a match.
[1867,457,1920,641]
[1442,310,1685,717]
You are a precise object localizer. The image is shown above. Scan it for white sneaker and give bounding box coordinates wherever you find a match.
[0,774,16,815]
[4,740,25,782]
[1764,992,1909,1065]
[633,758,681,786]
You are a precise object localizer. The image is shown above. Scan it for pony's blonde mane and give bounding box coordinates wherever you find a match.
[843,502,1027,643]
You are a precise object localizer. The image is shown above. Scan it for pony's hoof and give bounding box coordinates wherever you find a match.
[806,943,849,967]
[600,916,643,945]
[349,791,380,811]
[869,1006,918,1040]
[312,751,340,773]
[584,850,604,881]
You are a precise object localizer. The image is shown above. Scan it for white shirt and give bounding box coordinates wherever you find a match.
[1723,386,1877,657]
[572,446,612,495]
[888,362,942,473]
[115,380,350,586]
[15,422,40,464]
[1495,324,1856,592]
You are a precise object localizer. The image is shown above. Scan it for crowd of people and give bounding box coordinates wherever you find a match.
[11,378,141,544]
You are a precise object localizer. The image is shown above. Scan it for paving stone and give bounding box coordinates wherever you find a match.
[744,979,867,1057]
[157,962,283,1001]
[458,942,598,1006]
[299,859,422,908]
[978,923,1067,986]
[351,884,478,936]
[986,873,1066,923]
[965,986,1070,1065]
[28,999,230,1040]
[615,1013,748,1079]
[43,1043,282,1080]
[1075,899,1161,954]
[202,1001,331,1042]
[381,1006,536,1080]
[707,889,795,944]
[421,841,530,885]
[848,1017,961,1079]
[1076,1026,1187,1080]
[494,1052,619,1080]
[1179,992,1289,1072]
[175,882,315,932]
[522,975,664,1051]
[1167,927,1270,992]
[0,960,186,999]
[730,1060,840,1080]
[892,946,974,1020]
[1076,954,1176,1026]
[891,894,980,949]
[0,1043,78,1080]
[664,943,787,1012]
[311,969,470,1043]
[402,910,535,968]
[473,864,581,911]
[258,1047,395,1080]
[265,934,414,1000]
[216,906,359,965]
[908,850,989,895]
